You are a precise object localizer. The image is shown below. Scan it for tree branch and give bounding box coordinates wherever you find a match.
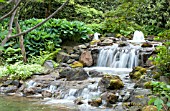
[1,2,17,47]
[5,0,69,40]
[0,0,21,21]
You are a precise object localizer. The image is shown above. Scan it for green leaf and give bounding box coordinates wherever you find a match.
[148,97,156,105]
[154,98,163,111]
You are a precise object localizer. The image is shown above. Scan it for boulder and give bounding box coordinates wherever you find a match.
[56,51,70,63]
[141,42,153,47]
[98,74,124,91]
[79,50,93,66]
[101,92,118,104]
[88,98,102,107]
[100,38,113,46]
[142,105,158,111]
[59,68,89,81]
[43,60,54,69]
[118,42,129,47]
[74,97,84,105]
[129,66,147,80]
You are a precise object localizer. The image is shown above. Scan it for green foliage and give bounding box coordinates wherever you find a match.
[102,2,144,36]
[149,30,170,77]
[28,48,61,65]
[0,18,93,63]
[0,62,44,80]
[75,4,103,23]
[148,81,170,111]
[86,23,104,34]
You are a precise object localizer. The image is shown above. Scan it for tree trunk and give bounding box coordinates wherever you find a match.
[14,3,27,63]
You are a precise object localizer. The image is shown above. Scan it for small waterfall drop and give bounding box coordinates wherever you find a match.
[133,30,145,42]
[97,44,140,68]
[93,32,100,40]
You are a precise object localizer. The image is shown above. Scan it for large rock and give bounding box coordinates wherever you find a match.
[56,51,70,63]
[129,66,147,80]
[59,68,89,81]
[98,74,124,91]
[101,92,118,104]
[79,50,93,66]
[100,38,113,46]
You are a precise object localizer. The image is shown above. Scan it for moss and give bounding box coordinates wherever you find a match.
[139,68,147,73]
[152,71,161,79]
[133,71,142,79]
[134,66,143,71]
[142,105,158,111]
[70,61,83,68]
[144,81,152,89]
[90,40,100,45]
[109,79,124,89]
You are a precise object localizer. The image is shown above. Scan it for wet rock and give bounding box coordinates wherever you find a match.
[100,38,113,46]
[67,59,75,64]
[74,97,84,105]
[42,90,52,97]
[70,61,83,68]
[88,98,102,107]
[43,60,54,69]
[3,86,18,93]
[101,92,118,104]
[88,70,103,77]
[90,40,100,46]
[79,50,93,66]
[141,42,153,47]
[59,68,89,81]
[129,66,147,80]
[98,74,124,91]
[91,49,99,66]
[24,87,38,96]
[128,89,152,106]
[142,105,158,111]
[118,42,129,47]
[2,80,21,87]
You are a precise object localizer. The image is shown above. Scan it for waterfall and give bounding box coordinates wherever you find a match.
[97,44,140,68]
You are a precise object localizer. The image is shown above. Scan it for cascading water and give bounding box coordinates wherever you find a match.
[97,44,140,68]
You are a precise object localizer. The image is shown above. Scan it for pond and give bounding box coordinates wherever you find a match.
[0,95,74,111]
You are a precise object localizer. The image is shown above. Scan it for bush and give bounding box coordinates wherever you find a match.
[0,19,93,62]
[0,62,44,80]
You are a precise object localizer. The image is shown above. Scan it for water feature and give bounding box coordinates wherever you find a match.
[97,44,140,68]
[128,30,145,43]
[93,32,100,40]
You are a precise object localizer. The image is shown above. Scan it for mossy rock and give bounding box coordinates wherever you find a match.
[70,61,83,68]
[90,40,100,45]
[109,79,124,89]
[130,71,142,80]
[89,98,102,107]
[141,42,153,47]
[144,81,152,89]
[99,74,124,90]
[152,71,161,79]
[139,68,147,73]
[134,66,143,71]
[142,105,158,111]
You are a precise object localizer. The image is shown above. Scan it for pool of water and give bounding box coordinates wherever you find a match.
[0,95,76,111]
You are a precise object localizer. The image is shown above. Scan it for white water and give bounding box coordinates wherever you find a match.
[128,30,145,43]
[93,32,100,40]
[97,44,140,68]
